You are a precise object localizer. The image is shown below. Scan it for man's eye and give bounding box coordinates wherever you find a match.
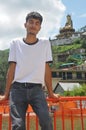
[29,21,33,24]
[36,22,40,25]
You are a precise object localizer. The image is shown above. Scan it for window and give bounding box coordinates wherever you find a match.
[52,72,57,77]
[76,72,82,79]
[67,72,72,79]
[59,72,62,78]
[62,72,66,80]
[85,73,86,79]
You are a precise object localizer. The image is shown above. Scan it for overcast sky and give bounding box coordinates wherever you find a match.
[0,0,86,50]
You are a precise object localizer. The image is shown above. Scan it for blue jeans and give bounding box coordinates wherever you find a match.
[9,82,53,130]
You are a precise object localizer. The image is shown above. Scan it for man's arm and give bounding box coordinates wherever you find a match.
[0,62,16,101]
[45,63,59,98]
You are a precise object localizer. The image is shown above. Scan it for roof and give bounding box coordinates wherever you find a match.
[82,32,86,35]
[58,82,80,91]
[60,63,75,66]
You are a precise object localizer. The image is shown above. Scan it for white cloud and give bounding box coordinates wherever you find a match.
[0,14,10,24]
[0,39,10,50]
[0,0,66,50]
[79,13,86,18]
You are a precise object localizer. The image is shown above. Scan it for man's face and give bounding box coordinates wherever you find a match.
[24,18,41,35]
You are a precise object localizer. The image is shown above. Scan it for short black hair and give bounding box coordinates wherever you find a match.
[26,11,43,24]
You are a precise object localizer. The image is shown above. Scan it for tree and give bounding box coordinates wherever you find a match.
[81,39,86,48]
[64,84,86,96]
[0,49,9,92]
[66,55,78,64]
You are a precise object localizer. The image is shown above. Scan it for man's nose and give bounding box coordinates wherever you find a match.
[32,22,36,27]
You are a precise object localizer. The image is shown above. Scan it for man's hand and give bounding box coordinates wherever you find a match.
[48,93,60,98]
[0,95,8,102]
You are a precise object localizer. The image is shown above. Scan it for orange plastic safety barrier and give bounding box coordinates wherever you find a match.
[0,96,86,130]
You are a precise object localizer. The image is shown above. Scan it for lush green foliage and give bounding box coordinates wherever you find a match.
[0,49,9,94]
[51,38,86,69]
[51,39,82,54]
[64,84,86,96]
[81,39,86,48]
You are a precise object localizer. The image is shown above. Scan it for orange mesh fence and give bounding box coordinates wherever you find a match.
[0,96,86,130]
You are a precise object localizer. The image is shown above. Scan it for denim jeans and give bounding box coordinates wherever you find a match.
[9,82,53,130]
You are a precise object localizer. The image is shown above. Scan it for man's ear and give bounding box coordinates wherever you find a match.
[39,26,41,31]
[24,23,26,28]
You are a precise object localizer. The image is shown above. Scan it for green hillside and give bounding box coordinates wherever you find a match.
[51,38,86,69]
[52,39,85,53]
[0,49,9,94]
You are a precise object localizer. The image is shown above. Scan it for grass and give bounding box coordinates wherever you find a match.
[2,116,9,130]
[2,114,86,130]
[51,43,82,53]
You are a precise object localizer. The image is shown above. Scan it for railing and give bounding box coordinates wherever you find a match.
[0,96,86,130]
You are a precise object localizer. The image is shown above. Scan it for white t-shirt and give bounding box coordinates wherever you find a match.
[8,38,52,85]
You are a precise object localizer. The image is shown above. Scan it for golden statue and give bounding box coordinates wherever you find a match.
[56,14,75,39]
[64,15,73,29]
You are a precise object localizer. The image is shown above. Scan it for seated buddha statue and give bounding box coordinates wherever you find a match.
[64,15,73,29]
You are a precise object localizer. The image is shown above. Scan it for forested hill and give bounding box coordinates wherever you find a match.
[0,49,9,94]
[0,49,9,56]
[0,49,9,64]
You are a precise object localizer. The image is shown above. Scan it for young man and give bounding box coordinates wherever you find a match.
[0,11,59,130]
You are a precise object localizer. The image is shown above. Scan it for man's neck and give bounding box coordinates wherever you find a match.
[23,37,38,45]
[24,35,38,44]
